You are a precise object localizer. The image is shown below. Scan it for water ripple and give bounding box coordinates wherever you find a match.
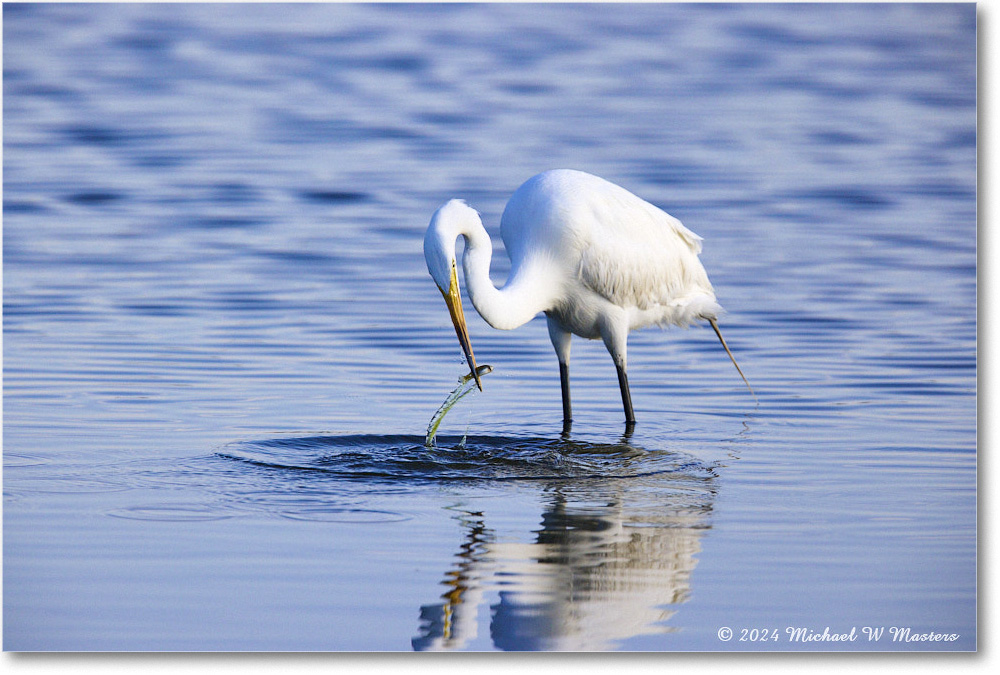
[107,503,242,522]
[218,434,715,483]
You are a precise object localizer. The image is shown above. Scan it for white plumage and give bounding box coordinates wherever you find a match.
[424,169,750,427]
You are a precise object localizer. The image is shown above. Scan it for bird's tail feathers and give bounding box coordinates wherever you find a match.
[671,294,722,327]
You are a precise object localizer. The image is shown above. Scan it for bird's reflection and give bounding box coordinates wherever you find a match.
[412,510,493,651]
[413,458,715,651]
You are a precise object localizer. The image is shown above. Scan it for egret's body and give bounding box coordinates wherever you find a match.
[424,169,750,426]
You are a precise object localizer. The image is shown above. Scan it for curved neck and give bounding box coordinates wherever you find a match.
[460,225,551,331]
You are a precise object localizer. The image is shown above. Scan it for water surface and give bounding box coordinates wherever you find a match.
[3,3,976,651]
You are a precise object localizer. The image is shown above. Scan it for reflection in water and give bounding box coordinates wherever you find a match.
[219,430,725,650]
[413,510,493,651]
[413,474,714,651]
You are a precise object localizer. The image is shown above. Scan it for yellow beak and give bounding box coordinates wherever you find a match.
[441,263,482,390]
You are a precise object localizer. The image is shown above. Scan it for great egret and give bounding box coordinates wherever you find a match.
[424,169,752,426]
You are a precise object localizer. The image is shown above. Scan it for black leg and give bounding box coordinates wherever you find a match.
[559,361,573,424]
[615,362,636,426]
[620,424,634,442]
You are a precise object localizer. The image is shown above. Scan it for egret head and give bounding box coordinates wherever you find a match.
[424,200,482,390]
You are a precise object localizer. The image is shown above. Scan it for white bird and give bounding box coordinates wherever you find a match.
[424,169,752,427]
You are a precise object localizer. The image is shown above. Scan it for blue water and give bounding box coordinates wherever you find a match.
[3,3,976,651]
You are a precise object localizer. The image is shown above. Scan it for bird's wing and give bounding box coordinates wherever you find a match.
[576,185,717,319]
